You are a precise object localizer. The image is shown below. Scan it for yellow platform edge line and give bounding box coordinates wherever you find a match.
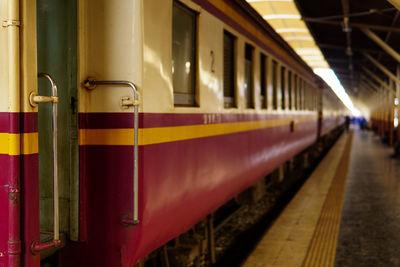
[0,132,38,155]
[80,117,316,146]
[302,132,353,267]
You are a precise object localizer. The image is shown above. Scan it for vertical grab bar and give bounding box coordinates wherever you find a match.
[83,79,140,225]
[30,73,61,253]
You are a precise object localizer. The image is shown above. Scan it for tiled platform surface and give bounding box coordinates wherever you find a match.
[335,130,400,266]
[242,129,400,267]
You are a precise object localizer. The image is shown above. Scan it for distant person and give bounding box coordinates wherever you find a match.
[360,117,367,130]
[392,139,400,159]
[345,116,350,132]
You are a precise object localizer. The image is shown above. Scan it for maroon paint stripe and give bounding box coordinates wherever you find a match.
[0,113,38,133]
[0,113,9,132]
[79,112,317,129]
[79,113,134,130]
[22,113,38,133]
[79,146,88,241]
[20,153,40,266]
[191,0,313,80]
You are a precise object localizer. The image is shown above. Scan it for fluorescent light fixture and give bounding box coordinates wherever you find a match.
[295,48,322,55]
[301,55,325,61]
[308,62,329,68]
[284,36,313,41]
[247,0,293,2]
[276,28,308,33]
[314,68,360,116]
[263,14,301,20]
[246,0,361,116]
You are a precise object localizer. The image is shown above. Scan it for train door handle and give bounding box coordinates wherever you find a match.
[83,78,140,226]
[30,73,61,254]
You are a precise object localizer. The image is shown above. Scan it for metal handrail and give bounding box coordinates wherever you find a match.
[31,73,61,253]
[83,79,140,225]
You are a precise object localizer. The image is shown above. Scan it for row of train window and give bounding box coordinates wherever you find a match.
[172,0,318,111]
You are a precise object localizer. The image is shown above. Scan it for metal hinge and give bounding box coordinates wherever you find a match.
[2,20,20,28]
[121,96,140,109]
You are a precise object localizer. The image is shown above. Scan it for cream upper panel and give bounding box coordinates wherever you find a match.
[0,0,9,112]
[142,0,228,114]
[142,0,314,115]
[142,0,174,113]
[21,0,38,113]
[78,0,143,113]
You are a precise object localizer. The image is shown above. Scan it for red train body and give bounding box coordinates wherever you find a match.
[0,0,346,266]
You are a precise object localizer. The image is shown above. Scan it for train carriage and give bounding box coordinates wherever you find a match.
[0,0,346,266]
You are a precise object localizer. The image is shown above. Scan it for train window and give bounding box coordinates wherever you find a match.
[310,85,313,110]
[294,74,298,110]
[260,53,267,109]
[314,87,318,111]
[310,85,314,110]
[299,78,303,110]
[288,71,292,110]
[223,31,236,108]
[172,1,197,106]
[303,81,307,110]
[307,84,311,110]
[244,44,254,109]
[304,82,310,110]
[280,66,286,109]
[272,60,278,110]
[302,81,306,110]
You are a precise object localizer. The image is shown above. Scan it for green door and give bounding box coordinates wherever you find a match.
[37,0,79,256]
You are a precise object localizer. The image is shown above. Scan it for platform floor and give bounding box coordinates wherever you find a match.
[242,129,400,267]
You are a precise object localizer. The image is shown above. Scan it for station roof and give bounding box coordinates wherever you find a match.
[246,0,400,115]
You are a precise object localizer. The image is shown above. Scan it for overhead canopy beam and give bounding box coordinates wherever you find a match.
[360,81,378,97]
[360,76,380,92]
[363,52,400,86]
[361,28,400,63]
[341,0,354,89]
[303,18,400,33]
[388,0,400,11]
[362,66,394,92]
[377,11,400,62]
[318,43,381,54]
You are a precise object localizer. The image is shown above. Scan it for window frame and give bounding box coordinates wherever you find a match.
[288,70,292,110]
[280,65,286,110]
[294,74,298,110]
[244,43,255,109]
[272,59,278,110]
[172,0,199,107]
[223,30,237,108]
[260,53,267,109]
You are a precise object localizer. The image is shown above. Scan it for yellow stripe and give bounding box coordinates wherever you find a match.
[302,131,353,267]
[79,117,316,146]
[0,132,38,155]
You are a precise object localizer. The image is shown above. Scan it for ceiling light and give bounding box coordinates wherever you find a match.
[276,28,308,33]
[314,68,360,116]
[295,48,322,55]
[247,0,293,2]
[263,14,301,20]
[284,36,313,41]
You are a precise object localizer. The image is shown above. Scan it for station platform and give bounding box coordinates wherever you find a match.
[242,128,400,267]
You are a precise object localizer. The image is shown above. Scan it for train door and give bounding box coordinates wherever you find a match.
[36,0,78,261]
